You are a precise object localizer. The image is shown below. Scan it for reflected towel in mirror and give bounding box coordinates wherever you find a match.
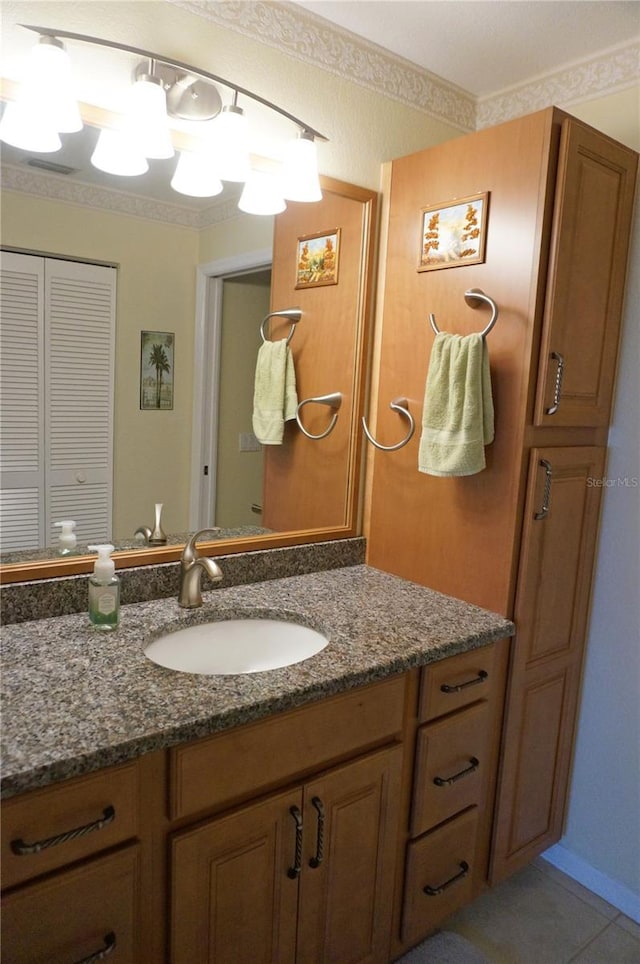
[418,332,494,476]
[252,339,299,444]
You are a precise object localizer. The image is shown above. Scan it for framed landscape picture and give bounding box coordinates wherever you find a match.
[295,228,341,288]
[140,331,174,410]
[418,192,489,271]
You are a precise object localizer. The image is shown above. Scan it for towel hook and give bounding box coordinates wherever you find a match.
[429,288,498,339]
[296,392,342,440]
[260,307,302,346]
[362,398,415,451]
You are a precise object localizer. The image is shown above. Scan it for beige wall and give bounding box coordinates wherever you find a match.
[1,191,199,539]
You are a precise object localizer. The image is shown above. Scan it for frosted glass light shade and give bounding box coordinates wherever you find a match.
[28,39,82,133]
[211,105,251,182]
[282,135,322,202]
[171,151,223,197]
[0,100,61,152]
[238,170,286,216]
[91,128,149,176]
[125,77,174,159]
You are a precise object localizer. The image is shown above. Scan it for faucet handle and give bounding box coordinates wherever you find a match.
[182,527,221,563]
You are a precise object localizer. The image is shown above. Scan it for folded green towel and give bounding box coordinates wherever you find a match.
[252,340,298,445]
[418,332,494,476]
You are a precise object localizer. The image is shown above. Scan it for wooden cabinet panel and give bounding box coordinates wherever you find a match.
[171,787,301,964]
[1,761,139,890]
[297,745,403,964]
[411,702,490,836]
[418,644,497,722]
[1,844,140,964]
[535,120,638,428]
[170,674,406,819]
[402,808,478,946]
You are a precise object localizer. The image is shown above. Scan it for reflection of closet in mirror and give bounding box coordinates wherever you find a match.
[0,252,116,551]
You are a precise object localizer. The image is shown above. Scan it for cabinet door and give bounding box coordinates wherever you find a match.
[170,788,301,964]
[535,120,637,428]
[297,744,403,964]
[491,446,606,881]
[1,844,140,964]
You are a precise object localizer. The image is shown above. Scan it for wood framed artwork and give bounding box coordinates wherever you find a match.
[140,331,174,410]
[418,192,489,271]
[295,228,341,288]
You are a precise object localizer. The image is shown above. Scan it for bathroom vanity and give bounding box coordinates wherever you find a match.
[1,565,513,962]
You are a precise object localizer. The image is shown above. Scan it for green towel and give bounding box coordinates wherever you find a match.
[418,332,494,477]
[252,340,298,445]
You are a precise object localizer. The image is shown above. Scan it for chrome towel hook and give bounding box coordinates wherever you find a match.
[429,288,498,339]
[362,398,415,451]
[296,392,342,440]
[260,307,302,346]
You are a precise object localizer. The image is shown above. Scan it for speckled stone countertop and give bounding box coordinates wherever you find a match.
[1,565,514,799]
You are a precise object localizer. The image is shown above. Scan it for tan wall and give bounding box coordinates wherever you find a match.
[1,191,199,539]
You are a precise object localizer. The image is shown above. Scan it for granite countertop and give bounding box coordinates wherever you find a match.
[0,565,514,799]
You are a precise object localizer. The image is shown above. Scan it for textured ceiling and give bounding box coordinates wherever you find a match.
[293,0,640,97]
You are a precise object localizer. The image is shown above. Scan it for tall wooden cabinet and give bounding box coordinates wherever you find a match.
[364,107,637,889]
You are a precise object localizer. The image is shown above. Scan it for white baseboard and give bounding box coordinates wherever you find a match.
[543,843,640,924]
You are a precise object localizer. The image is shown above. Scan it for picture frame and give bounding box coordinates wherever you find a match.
[140,331,174,410]
[295,228,341,288]
[418,192,489,272]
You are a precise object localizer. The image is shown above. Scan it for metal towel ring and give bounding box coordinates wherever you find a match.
[429,288,498,339]
[362,398,415,452]
[260,308,303,346]
[296,392,342,440]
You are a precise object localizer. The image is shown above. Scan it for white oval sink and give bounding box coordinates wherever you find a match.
[144,616,328,675]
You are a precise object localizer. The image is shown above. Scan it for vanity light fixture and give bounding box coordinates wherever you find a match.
[0,24,328,214]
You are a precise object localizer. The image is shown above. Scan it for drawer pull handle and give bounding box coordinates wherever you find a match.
[545,351,565,415]
[423,861,470,897]
[309,796,325,868]
[433,757,480,787]
[287,805,303,879]
[74,931,116,963]
[440,670,488,694]
[10,805,116,856]
[534,458,553,520]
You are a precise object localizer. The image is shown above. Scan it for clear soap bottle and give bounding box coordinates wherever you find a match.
[88,544,120,630]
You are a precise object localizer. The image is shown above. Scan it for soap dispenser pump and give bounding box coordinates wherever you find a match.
[88,544,120,630]
[54,520,77,555]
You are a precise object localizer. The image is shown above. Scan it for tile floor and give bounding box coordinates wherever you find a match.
[438,857,640,963]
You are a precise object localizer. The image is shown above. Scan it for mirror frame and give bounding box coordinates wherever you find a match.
[0,173,378,584]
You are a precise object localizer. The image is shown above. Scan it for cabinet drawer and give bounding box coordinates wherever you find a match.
[419,643,498,722]
[402,808,478,946]
[411,702,490,837]
[1,761,139,891]
[1,843,140,964]
[170,674,407,819]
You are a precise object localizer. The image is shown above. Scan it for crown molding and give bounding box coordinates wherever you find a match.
[476,40,639,129]
[0,164,247,229]
[171,0,476,132]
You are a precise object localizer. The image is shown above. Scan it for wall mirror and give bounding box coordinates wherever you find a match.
[0,28,378,584]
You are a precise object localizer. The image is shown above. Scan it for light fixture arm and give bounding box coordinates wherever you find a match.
[20,23,328,141]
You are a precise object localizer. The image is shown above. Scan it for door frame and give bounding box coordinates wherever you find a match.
[189,248,272,529]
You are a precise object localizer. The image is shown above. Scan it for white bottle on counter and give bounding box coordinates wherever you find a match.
[88,544,120,630]
[54,520,77,554]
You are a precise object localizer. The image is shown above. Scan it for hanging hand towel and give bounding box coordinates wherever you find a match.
[252,339,299,445]
[418,331,494,476]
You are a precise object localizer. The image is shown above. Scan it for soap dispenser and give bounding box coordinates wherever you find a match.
[54,520,77,555]
[88,544,120,630]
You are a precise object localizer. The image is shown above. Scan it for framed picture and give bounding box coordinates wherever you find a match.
[295,228,341,288]
[418,192,489,271]
[140,331,174,410]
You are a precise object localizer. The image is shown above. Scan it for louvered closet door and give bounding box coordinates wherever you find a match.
[45,259,116,547]
[0,253,45,550]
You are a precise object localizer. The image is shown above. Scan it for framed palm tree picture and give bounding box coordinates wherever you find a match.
[140,331,174,410]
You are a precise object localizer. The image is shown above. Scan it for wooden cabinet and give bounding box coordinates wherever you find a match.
[171,745,403,964]
[365,106,637,904]
[395,640,509,955]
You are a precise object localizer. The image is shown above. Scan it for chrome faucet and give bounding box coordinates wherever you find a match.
[178,529,223,608]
